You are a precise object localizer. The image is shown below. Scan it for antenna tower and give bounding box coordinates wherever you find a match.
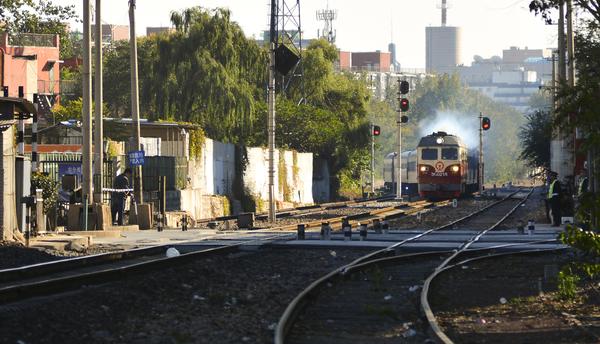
[316,7,337,43]
[437,0,451,26]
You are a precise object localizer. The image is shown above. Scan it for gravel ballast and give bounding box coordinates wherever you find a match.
[0,247,376,344]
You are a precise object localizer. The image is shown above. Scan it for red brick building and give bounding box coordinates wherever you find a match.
[337,50,392,73]
[350,51,391,72]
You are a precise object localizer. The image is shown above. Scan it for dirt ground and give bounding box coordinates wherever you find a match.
[431,251,600,343]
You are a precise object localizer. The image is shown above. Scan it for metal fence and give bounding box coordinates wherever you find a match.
[8,33,57,47]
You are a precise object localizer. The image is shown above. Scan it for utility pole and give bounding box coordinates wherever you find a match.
[566,0,576,87]
[268,43,276,223]
[93,0,103,204]
[371,123,375,194]
[395,78,402,200]
[478,112,483,194]
[82,0,93,212]
[267,0,277,223]
[129,0,143,204]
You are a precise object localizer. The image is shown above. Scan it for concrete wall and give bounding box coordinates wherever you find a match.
[201,138,235,195]
[244,147,314,206]
[312,158,330,203]
[1,127,17,240]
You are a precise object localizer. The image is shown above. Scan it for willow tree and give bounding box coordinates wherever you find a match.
[149,7,267,143]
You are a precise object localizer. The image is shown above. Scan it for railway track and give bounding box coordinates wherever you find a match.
[0,197,439,305]
[274,187,562,343]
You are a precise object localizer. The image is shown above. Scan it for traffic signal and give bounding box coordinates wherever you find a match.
[400,116,408,123]
[400,98,409,112]
[372,125,381,136]
[482,117,491,130]
[400,80,409,94]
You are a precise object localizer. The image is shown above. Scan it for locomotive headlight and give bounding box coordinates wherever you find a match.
[451,165,459,172]
[436,137,444,144]
[420,166,427,172]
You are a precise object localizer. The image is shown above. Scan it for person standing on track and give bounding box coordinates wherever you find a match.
[547,171,562,227]
[111,168,132,225]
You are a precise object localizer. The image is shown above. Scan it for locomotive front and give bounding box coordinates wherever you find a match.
[417,131,468,199]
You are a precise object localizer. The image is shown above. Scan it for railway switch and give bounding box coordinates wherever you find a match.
[297,224,305,240]
[373,219,382,234]
[320,222,331,240]
[359,223,367,240]
[342,218,352,241]
[527,219,535,235]
[382,220,389,234]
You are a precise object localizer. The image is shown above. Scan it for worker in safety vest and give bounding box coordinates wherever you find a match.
[577,167,589,199]
[547,171,562,226]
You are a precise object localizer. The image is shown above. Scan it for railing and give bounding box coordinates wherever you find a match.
[8,33,57,47]
[37,80,78,96]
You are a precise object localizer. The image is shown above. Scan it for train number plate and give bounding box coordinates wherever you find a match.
[430,172,448,177]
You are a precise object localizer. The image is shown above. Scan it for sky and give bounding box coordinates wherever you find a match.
[62,0,558,68]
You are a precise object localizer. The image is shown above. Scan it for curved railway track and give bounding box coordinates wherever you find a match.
[274,187,562,343]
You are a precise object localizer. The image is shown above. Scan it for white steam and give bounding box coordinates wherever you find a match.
[418,110,479,148]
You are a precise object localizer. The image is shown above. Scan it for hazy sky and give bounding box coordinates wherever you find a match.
[63,0,557,68]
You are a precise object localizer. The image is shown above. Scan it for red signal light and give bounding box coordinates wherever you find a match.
[400,98,409,112]
[373,125,381,136]
[482,117,491,130]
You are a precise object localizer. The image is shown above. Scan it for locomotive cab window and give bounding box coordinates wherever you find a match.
[421,148,438,160]
[441,148,458,160]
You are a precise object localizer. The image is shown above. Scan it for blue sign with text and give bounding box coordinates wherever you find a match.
[128,150,145,166]
[58,163,82,178]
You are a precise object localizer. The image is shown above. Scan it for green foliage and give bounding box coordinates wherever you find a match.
[51,98,110,123]
[232,145,255,212]
[519,109,552,171]
[31,172,58,214]
[557,226,600,299]
[557,268,580,300]
[278,149,291,202]
[0,1,77,59]
[560,225,600,256]
[188,128,206,160]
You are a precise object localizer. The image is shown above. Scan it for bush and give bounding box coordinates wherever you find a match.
[31,172,59,214]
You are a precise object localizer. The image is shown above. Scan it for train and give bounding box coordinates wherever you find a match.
[383,131,479,199]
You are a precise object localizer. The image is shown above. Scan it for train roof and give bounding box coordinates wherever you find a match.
[418,131,465,147]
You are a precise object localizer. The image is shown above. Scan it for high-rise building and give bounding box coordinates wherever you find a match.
[425,0,463,74]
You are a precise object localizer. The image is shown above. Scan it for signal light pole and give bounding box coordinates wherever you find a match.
[479,112,484,194]
[396,79,409,200]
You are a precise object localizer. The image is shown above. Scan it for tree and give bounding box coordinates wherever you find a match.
[0,0,78,59]
[519,109,552,171]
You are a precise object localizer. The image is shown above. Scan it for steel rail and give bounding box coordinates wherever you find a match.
[421,187,535,344]
[0,233,294,304]
[274,188,532,343]
[1,199,432,292]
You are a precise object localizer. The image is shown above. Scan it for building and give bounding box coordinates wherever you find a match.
[338,51,392,73]
[425,26,463,74]
[0,32,61,101]
[91,24,130,43]
[456,47,553,113]
[146,27,174,36]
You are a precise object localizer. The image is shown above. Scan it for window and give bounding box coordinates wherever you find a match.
[442,148,458,160]
[421,148,438,160]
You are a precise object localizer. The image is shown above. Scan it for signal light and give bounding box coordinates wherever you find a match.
[400,80,409,94]
[482,117,491,130]
[400,98,409,112]
[372,125,381,136]
[400,116,408,123]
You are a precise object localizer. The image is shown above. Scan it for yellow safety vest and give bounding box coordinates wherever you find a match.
[548,180,557,199]
[578,177,588,196]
